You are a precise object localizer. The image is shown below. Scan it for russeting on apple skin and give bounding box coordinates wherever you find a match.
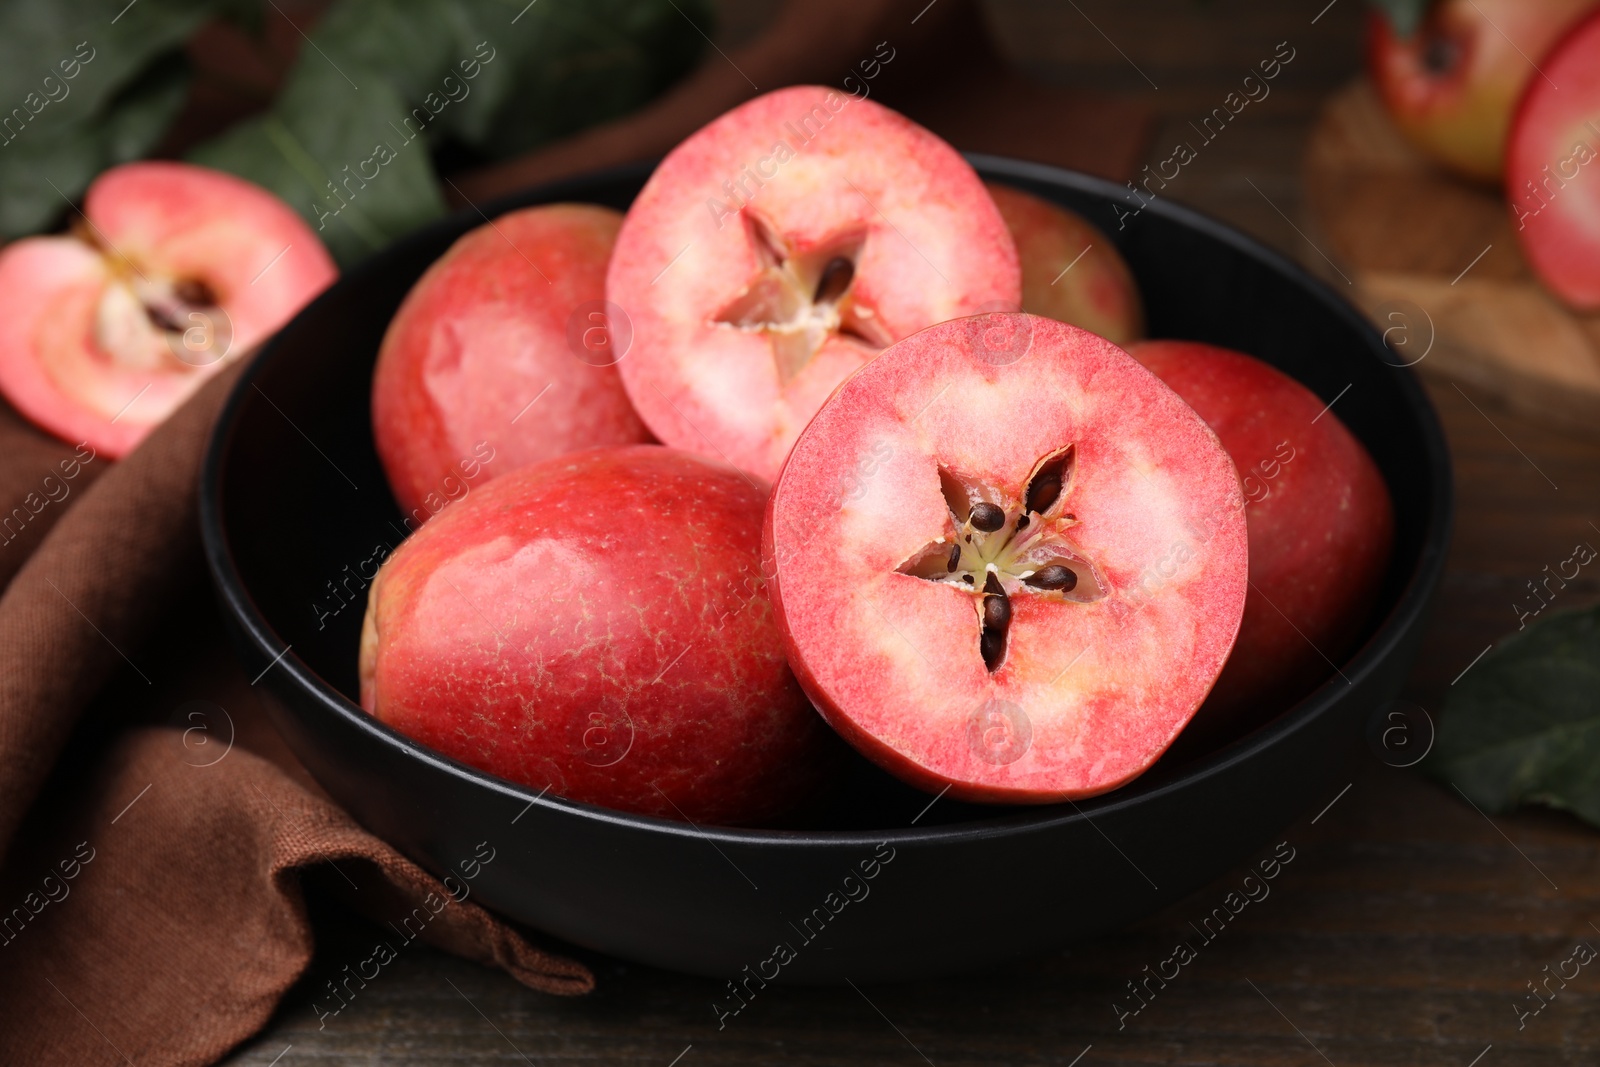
[359,445,840,827]
[764,313,1248,804]
[1131,340,1394,740]
[0,161,336,456]
[371,204,651,521]
[607,85,1021,483]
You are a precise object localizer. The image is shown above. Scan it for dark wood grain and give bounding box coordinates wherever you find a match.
[223,1,1600,1063]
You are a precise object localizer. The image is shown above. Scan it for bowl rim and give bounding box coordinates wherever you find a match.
[199,153,1454,850]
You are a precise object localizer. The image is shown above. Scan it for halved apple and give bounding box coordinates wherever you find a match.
[607,86,1020,483]
[0,162,336,456]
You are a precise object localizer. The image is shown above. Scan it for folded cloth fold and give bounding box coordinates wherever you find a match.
[0,363,591,1067]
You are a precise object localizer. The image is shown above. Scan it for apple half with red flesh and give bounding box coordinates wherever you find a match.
[985,182,1144,346]
[608,85,1021,484]
[359,445,839,826]
[1367,0,1595,183]
[1507,8,1600,309]
[1130,340,1394,738]
[0,161,336,457]
[372,204,651,519]
[764,314,1248,803]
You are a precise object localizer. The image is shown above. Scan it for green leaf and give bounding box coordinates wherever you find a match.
[1425,600,1600,828]
[189,0,711,265]
[0,0,261,237]
[1366,0,1434,38]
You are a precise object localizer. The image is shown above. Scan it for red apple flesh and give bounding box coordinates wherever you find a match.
[371,204,652,520]
[608,85,1021,483]
[985,182,1143,345]
[1506,8,1600,309]
[359,445,837,826]
[0,161,336,456]
[764,314,1248,803]
[1130,340,1394,738]
[1367,0,1595,183]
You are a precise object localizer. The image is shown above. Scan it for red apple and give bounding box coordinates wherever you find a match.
[359,445,838,826]
[1507,8,1600,309]
[607,85,1020,483]
[0,161,335,457]
[1129,340,1394,739]
[764,314,1248,803]
[372,203,652,522]
[1367,0,1595,183]
[985,182,1143,345]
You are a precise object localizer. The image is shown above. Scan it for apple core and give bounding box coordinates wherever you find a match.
[765,314,1249,803]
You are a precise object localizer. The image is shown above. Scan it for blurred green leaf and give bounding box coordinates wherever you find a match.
[189,0,711,265]
[1425,601,1600,828]
[0,0,708,263]
[0,0,252,237]
[1367,0,1434,37]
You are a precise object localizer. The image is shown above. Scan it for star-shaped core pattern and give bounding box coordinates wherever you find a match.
[896,445,1106,672]
[712,211,893,385]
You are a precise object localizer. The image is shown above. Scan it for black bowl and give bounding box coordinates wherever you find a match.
[199,156,1452,983]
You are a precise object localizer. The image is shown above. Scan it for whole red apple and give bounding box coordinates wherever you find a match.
[985,182,1143,346]
[608,85,1020,483]
[1506,8,1600,309]
[1366,0,1595,182]
[371,204,651,524]
[765,314,1248,804]
[1130,340,1394,740]
[0,161,336,456]
[359,445,838,826]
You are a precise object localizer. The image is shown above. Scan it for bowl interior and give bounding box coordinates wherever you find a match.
[206,156,1448,834]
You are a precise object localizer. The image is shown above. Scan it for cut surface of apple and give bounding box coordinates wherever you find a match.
[0,161,336,456]
[372,203,651,519]
[1507,7,1600,309]
[608,85,1020,483]
[985,182,1143,345]
[764,314,1248,803]
[1131,340,1394,740]
[360,445,839,827]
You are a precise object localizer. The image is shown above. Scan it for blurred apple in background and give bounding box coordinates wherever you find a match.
[1507,8,1600,309]
[985,182,1144,346]
[1366,0,1596,183]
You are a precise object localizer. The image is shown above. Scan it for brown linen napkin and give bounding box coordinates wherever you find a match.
[0,364,592,1067]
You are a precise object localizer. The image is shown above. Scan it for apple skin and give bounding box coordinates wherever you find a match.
[765,314,1248,804]
[1366,0,1595,183]
[371,204,651,520]
[1129,340,1394,739]
[0,161,335,457]
[359,445,839,827]
[1506,8,1600,309]
[984,182,1143,345]
[608,85,1020,484]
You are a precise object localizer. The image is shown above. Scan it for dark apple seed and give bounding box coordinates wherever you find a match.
[970,502,1005,532]
[174,277,219,307]
[962,574,975,584]
[980,628,1005,671]
[1016,514,1030,531]
[1025,565,1077,591]
[947,543,962,571]
[979,572,1010,671]
[982,590,1011,629]
[814,256,854,304]
[1025,447,1073,514]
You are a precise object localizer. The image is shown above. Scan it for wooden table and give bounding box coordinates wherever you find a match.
[224,2,1600,1062]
